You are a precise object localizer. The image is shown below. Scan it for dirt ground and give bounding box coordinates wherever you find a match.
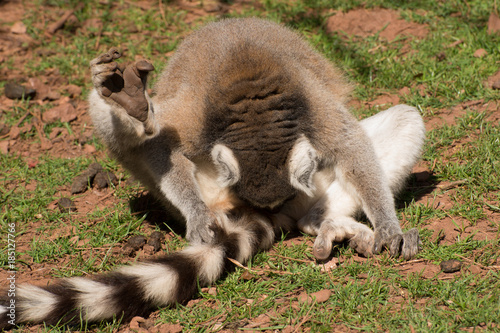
[1,0,500,332]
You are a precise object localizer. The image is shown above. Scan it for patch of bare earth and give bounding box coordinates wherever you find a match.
[326,8,429,41]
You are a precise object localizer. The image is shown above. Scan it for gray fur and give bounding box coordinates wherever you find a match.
[88,17,425,256]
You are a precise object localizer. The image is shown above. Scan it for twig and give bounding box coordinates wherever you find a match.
[268,254,314,263]
[227,258,295,275]
[97,189,115,203]
[437,180,468,191]
[455,255,500,271]
[393,258,427,267]
[292,301,315,333]
[158,0,167,26]
[15,111,30,127]
[47,4,84,34]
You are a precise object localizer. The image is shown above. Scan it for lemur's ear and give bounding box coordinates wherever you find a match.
[288,137,318,197]
[211,144,240,187]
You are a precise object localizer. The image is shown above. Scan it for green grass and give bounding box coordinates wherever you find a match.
[1,0,500,332]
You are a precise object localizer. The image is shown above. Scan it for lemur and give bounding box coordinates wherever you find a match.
[0,18,425,328]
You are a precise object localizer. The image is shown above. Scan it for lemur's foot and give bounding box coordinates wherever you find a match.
[90,48,154,122]
[373,227,421,260]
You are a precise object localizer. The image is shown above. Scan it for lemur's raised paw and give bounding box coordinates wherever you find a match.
[90,48,154,122]
[373,227,420,260]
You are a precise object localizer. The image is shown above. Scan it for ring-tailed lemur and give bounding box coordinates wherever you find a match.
[0,17,425,328]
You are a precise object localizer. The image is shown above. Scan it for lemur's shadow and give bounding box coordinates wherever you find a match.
[129,191,187,236]
[396,170,437,209]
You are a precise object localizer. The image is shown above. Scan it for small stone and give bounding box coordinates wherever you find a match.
[150,231,164,240]
[147,237,163,253]
[70,163,103,194]
[127,23,139,33]
[88,162,104,174]
[93,172,108,189]
[126,235,147,250]
[71,174,92,194]
[492,80,500,90]
[58,197,77,213]
[436,51,446,61]
[440,259,462,273]
[4,82,36,100]
[93,170,118,189]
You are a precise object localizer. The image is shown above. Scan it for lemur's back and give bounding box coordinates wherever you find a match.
[152,18,350,157]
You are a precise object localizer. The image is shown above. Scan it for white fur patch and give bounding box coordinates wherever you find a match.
[211,144,240,187]
[68,278,119,321]
[0,305,7,315]
[17,285,57,322]
[288,136,318,197]
[182,244,225,283]
[118,264,178,306]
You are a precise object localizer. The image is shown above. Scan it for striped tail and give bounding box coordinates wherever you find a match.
[0,210,275,329]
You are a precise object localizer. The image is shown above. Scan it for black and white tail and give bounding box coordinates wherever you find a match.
[0,210,275,329]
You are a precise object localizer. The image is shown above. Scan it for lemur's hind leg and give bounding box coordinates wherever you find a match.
[299,105,425,260]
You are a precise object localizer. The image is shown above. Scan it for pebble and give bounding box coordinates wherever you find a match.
[94,170,118,189]
[58,197,77,213]
[126,235,147,250]
[440,259,462,273]
[147,231,164,252]
[4,82,36,100]
[70,163,104,194]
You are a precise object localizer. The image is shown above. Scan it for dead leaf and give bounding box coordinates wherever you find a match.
[42,103,78,123]
[488,13,500,34]
[40,138,53,150]
[77,238,91,247]
[28,78,50,100]
[244,313,271,328]
[83,144,96,154]
[130,316,145,330]
[10,21,27,34]
[69,235,79,245]
[9,126,20,139]
[398,86,411,97]
[298,289,332,304]
[0,141,9,154]
[157,323,183,333]
[320,257,339,272]
[310,289,331,303]
[473,48,487,58]
[65,84,82,97]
